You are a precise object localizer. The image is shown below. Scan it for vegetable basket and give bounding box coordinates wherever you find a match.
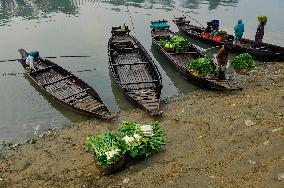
[93,155,127,175]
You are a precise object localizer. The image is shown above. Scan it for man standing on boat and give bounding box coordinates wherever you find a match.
[215,44,232,79]
[255,17,267,48]
[234,19,244,44]
[216,45,230,68]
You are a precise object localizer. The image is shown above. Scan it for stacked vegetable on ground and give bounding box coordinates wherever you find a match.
[231,53,256,74]
[119,122,165,158]
[85,121,165,174]
[186,57,215,77]
[85,132,125,174]
[160,35,190,53]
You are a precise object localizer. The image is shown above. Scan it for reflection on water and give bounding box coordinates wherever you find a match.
[179,0,239,10]
[0,0,242,26]
[0,0,79,26]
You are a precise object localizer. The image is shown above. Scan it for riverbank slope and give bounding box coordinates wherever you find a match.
[1,62,284,188]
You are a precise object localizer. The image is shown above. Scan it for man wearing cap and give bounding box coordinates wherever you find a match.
[26,51,39,71]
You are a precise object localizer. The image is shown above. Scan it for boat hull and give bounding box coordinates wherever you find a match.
[175,20,284,62]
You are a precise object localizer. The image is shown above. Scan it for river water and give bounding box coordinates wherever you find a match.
[0,0,283,143]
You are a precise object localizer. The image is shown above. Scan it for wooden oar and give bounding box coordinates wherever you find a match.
[1,68,97,77]
[0,55,92,63]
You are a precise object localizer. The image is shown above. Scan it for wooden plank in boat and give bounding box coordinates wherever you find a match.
[42,75,73,87]
[62,88,91,100]
[88,104,105,112]
[111,62,149,66]
[32,65,55,74]
[119,80,158,85]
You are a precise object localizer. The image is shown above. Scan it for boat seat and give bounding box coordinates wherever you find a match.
[88,104,105,112]
[119,80,158,85]
[61,88,91,100]
[69,95,91,105]
[111,62,149,66]
[32,65,55,74]
[168,52,197,55]
[42,75,73,87]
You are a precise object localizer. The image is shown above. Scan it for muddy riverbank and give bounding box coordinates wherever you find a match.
[1,62,284,188]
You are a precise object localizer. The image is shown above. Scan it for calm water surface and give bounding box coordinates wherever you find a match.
[0,0,283,143]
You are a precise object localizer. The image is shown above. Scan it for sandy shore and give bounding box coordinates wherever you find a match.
[1,62,284,188]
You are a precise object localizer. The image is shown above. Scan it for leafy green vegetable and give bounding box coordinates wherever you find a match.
[217,30,228,39]
[85,132,124,169]
[186,58,214,75]
[159,35,190,53]
[119,121,165,158]
[258,16,268,25]
[170,35,190,53]
[232,53,256,70]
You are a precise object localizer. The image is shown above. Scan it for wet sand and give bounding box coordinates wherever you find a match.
[1,63,284,188]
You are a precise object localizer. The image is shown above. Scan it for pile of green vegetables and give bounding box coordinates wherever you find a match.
[85,132,123,169]
[231,53,256,70]
[160,35,190,53]
[258,16,268,25]
[119,122,165,158]
[186,58,214,75]
[217,30,228,38]
[85,121,165,171]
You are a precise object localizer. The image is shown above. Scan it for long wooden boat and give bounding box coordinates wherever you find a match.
[108,25,163,115]
[18,49,113,119]
[173,17,284,62]
[150,20,240,91]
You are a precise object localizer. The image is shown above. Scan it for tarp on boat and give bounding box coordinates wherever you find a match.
[150,23,170,29]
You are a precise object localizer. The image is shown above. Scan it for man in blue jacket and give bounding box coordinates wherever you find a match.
[234,19,244,44]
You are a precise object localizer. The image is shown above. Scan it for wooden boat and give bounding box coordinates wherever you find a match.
[108,25,163,115]
[150,20,240,91]
[173,17,284,62]
[18,49,113,119]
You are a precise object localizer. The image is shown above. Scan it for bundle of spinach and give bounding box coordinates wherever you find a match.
[232,53,256,70]
[258,16,268,25]
[159,35,190,53]
[170,35,190,53]
[85,132,124,169]
[160,39,173,50]
[186,58,214,75]
[119,121,165,158]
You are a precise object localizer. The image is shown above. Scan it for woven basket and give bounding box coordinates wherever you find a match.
[94,156,127,175]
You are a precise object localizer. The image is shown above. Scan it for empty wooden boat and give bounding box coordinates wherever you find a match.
[108,25,163,115]
[173,17,284,62]
[151,20,240,91]
[18,49,113,119]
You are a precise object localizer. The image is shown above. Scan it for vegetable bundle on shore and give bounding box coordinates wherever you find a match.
[85,121,165,174]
